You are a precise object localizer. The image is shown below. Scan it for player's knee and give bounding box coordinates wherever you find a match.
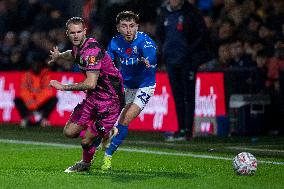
[63,127,78,138]
[81,137,93,147]
[120,112,133,125]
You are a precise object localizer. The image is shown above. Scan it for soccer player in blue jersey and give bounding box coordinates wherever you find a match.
[100,11,157,170]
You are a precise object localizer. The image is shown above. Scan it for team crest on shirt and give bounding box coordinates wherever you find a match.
[133,46,138,54]
[87,56,97,65]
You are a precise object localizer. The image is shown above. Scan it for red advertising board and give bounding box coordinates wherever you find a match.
[0,71,225,134]
[195,72,226,117]
[0,71,179,132]
[194,72,226,136]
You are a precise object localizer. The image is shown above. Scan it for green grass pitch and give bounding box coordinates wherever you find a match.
[0,124,283,189]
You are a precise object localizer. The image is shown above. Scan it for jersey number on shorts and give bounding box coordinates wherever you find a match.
[137,91,151,105]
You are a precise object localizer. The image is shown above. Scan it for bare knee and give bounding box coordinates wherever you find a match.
[119,105,141,125]
[119,116,131,126]
[63,128,77,138]
[63,123,82,138]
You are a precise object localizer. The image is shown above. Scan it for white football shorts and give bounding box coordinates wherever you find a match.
[125,85,156,109]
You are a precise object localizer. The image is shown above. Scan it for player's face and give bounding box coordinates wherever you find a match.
[169,0,184,10]
[117,19,138,42]
[66,23,86,46]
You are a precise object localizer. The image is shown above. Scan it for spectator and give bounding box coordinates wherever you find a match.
[0,31,18,69]
[229,38,254,68]
[9,47,27,70]
[239,14,262,42]
[266,0,284,34]
[265,47,284,135]
[252,49,270,94]
[211,18,235,55]
[266,47,284,90]
[217,42,231,69]
[227,37,255,94]
[156,0,212,140]
[258,23,276,50]
[14,52,57,128]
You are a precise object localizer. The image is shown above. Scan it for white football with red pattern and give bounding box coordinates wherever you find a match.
[233,152,257,175]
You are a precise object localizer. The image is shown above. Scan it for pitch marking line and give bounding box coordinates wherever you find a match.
[0,139,283,165]
[226,146,284,153]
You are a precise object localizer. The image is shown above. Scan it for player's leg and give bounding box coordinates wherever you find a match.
[100,126,118,150]
[65,129,98,173]
[104,103,140,155]
[64,122,99,173]
[64,102,89,138]
[63,121,84,138]
[64,100,98,173]
[101,103,140,170]
[102,86,155,170]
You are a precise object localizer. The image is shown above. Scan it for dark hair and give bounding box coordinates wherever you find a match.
[116,11,139,25]
[65,17,85,29]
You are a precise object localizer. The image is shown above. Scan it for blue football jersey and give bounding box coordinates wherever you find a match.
[107,32,157,89]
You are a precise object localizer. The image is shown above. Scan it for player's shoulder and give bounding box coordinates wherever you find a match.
[110,34,124,46]
[137,32,156,48]
[82,37,100,50]
[137,32,150,40]
[111,34,123,43]
[84,37,98,46]
[87,37,97,42]
[137,32,156,43]
[109,34,123,50]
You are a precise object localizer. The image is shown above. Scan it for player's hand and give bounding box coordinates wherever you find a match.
[49,80,65,91]
[48,46,61,64]
[140,57,150,68]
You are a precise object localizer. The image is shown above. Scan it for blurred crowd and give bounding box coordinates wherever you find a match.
[0,0,283,133]
[0,0,283,67]
[0,0,284,91]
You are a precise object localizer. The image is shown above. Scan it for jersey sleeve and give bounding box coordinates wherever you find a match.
[142,36,157,68]
[83,47,104,71]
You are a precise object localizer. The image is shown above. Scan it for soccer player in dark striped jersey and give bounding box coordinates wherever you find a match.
[48,17,124,173]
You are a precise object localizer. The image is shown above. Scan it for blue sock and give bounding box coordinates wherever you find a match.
[105,124,128,156]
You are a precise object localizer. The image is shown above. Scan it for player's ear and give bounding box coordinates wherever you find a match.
[83,27,87,35]
[116,24,119,32]
[66,30,68,37]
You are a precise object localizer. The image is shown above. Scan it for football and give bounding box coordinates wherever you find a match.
[233,152,257,175]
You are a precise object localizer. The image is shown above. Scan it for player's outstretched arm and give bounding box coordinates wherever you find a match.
[49,71,99,91]
[48,46,73,64]
[141,38,157,69]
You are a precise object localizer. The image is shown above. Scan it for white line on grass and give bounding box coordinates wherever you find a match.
[226,146,284,153]
[0,139,283,165]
